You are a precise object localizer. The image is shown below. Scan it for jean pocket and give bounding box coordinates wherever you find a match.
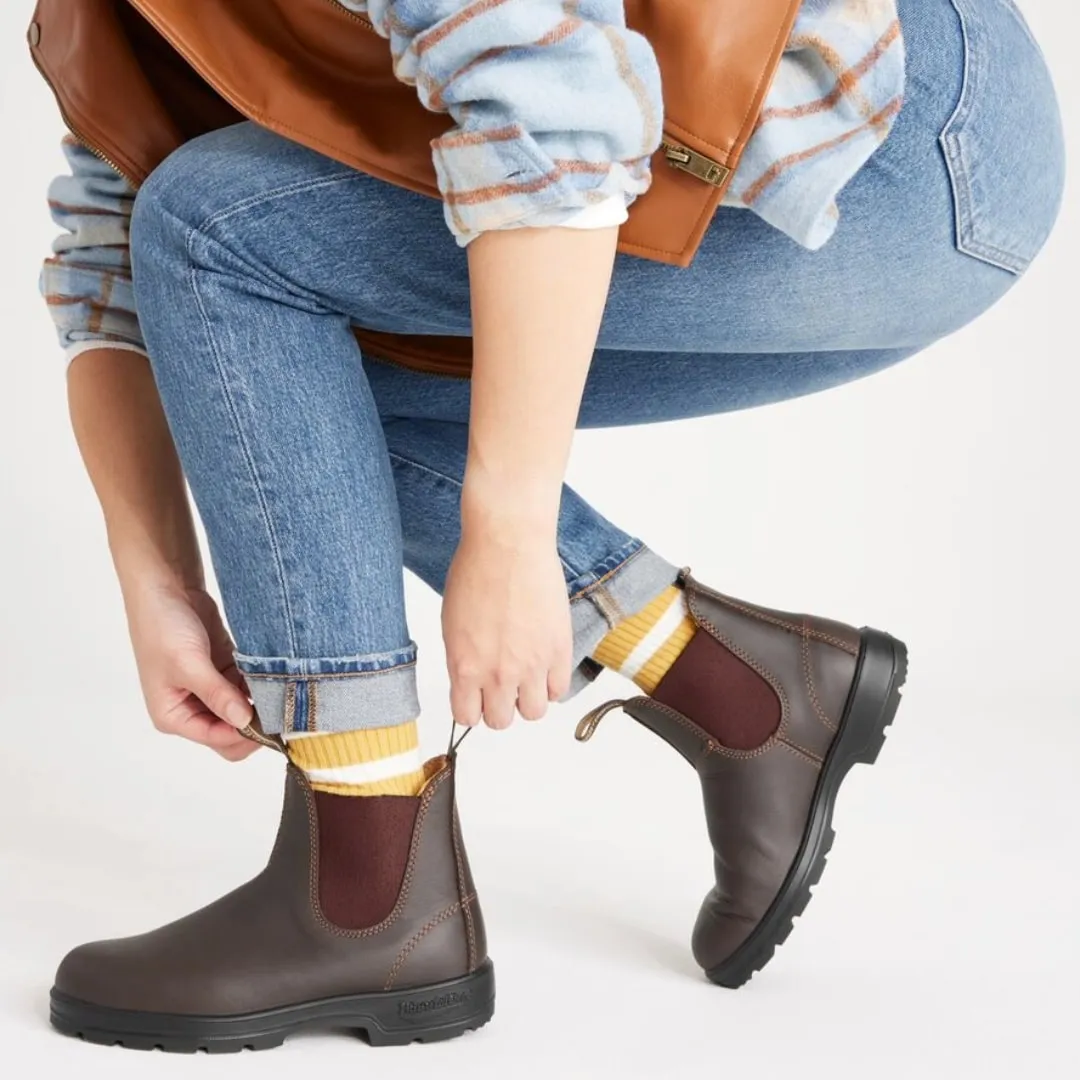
[941,0,1065,275]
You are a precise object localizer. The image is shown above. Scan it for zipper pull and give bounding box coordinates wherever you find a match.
[661,139,731,188]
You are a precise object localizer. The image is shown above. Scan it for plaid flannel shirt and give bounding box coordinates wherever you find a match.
[42,0,904,360]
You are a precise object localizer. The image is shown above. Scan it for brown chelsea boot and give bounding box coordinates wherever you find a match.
[50,744,493,1052]
[577,571,907,989]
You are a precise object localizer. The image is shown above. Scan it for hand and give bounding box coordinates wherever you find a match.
[442,524,573,730]
[123,580,258,761]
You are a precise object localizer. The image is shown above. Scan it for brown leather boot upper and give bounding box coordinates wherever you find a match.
[54,756,488,1015]
[579,572,905,987]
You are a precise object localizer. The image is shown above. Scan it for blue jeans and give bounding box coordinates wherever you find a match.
[129,0,1063,735]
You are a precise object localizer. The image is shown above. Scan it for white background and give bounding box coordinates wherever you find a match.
[1,1,1077,1077]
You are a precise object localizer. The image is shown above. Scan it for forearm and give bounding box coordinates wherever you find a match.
[67,348,203,594]
[462,226,618,535]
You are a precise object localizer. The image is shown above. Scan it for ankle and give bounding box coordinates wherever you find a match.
[285,722,427,798]
[592,583,696,694]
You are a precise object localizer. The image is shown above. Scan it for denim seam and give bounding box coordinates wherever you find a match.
[567,541,647,603]
[940,0,1028,275]
[388,451,464,491]
[388,449,578,580]
[195,173,378,309]
[183,222,300,656]
[243,661,418,681]
[284,682,296,732]
[234,643,417,665]
[198,171,363,235]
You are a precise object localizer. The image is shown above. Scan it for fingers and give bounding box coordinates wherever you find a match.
[451,670,554,729]
[480,680,517,731]
[516,674,550,722]
[547,662,571,703]
[170,707,260,761]
[215,738,262,763]
[177,652,253,729]
[219,661,249,694]
[146,649,256,760]
[450,669,483,728]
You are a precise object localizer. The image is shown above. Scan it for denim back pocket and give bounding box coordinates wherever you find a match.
[941,0,1065,274]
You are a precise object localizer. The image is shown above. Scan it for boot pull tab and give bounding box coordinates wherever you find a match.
[574,699,627,743]
[239,712,288,755]
[447,722,473,759]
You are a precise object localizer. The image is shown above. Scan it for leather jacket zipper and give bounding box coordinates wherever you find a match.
[660,138,730,188]
[32,6,729,206]
[327,4,730,192]
[329,4,729,192]
[29,43,140,186]
[325,1,376,32]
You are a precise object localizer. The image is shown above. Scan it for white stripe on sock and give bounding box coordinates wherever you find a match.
[620,592,688,680]
[300,747,423,786]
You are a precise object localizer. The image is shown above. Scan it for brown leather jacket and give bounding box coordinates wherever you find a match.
[29,0,800,377]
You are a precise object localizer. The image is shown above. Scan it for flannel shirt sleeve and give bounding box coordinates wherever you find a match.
[40,138,147,366]
[346,0,664,244]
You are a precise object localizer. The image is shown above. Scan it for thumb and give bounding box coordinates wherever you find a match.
[178,652,253,729]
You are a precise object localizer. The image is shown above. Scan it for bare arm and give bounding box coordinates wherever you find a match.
[354,2,660,727]
[45,139,256,755]
[67,349,255,755]
[68,348,202,594]
[463,226,619,527]
[443,226,619,729]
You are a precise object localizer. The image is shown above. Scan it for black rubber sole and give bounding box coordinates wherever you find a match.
[50,960,495,1053]
[707,629,908,989]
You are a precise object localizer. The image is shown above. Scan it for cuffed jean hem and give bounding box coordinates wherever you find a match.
[235,645,420,734]
[565,544,679,699]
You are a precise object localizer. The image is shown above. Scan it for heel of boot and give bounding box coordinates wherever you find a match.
[840,630,908,767]
[363,961,496,1046]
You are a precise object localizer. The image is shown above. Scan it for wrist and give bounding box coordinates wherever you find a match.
[461,469,560,544]
[109,529,205,600]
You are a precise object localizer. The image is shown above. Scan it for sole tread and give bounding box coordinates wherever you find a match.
[61,1015,491,1054]
[707,632,907,988]
[52,962,495,1053]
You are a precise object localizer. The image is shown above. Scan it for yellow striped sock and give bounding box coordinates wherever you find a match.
[284,720,427,797]
[591,585,697,695]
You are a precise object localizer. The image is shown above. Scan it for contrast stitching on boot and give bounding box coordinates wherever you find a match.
[451,808,477,972]
[777,739,823,767]
[802,623,838,733]
[632,697,779,762]
[686,577,859,655]
[304,767,449,937]
[682,601,793,747]
[272,767,295,849]
[383,895,475,990]
[304,766,453,939]
[308,679,319,733]
[629,697,719,755]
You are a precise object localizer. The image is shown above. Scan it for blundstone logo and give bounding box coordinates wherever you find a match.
[399,989,472,1018]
